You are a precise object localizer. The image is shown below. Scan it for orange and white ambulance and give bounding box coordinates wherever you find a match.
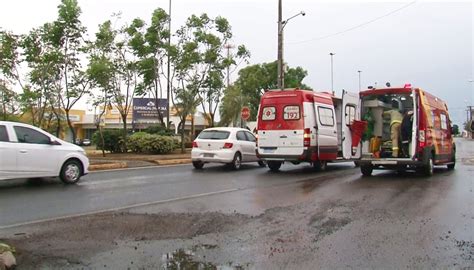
[357,86,455,176]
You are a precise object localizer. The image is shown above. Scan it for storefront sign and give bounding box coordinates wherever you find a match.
[133,98,168,121]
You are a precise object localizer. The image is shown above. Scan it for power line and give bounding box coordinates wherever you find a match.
[288,1,417,45]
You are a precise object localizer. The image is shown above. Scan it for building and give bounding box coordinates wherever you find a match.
[72,105,209,142]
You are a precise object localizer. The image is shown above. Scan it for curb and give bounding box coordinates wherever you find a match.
[89,162,127,171]
[153,159,192,166]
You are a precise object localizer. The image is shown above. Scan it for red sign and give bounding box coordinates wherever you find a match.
[241,107,250,120]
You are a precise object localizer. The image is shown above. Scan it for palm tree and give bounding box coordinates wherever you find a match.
[174,87,202,153]
[219,85,248,127]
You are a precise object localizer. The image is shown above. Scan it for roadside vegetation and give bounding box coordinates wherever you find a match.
[0,0,310,153]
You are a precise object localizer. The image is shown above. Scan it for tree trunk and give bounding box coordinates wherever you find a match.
[180,119,186,154]
[97,124,106,157]
[121,114,128,153]
[65,109,76,143]
[191,114,195,141]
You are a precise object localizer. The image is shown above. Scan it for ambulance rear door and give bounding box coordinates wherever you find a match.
[342,90,361,159]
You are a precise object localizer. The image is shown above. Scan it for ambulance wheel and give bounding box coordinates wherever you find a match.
[267,161,282,172]
[422,154,434,176]
[193,161,204,170]
[313,161,327,171]
[447,150,455,170]
[360,165,373,177]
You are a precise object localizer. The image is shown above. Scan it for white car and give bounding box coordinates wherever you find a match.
[191,127,266,170]
[0,121,89,184]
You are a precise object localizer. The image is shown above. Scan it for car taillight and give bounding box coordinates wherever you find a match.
[303,128,311,147]
[223,142,233,149]
[192,141,198,148]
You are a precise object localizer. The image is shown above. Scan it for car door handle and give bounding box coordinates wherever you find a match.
[20,150,28,153]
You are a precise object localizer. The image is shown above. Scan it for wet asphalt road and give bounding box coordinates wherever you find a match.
[0,138,473,269]
[0,153,355,228]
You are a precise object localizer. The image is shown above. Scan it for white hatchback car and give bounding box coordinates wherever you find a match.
[191,127,265,170]
[0,121,89,184]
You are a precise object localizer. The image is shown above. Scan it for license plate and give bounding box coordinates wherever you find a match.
[372,161,397,165]
[203,153,214,158]
[263,149,275,153]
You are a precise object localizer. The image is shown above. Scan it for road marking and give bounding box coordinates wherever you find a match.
[88,163,190,173]
[0,188,239,230]
[78,175,152,186]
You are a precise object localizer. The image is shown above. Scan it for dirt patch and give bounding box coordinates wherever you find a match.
[455,239,474,261]
[461,158,474,166]
[308,202,353,242]
[2,212,251,269]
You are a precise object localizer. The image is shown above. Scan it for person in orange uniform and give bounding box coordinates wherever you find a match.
[383,103,403,157]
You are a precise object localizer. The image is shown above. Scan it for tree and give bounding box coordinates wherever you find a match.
[219,61,311,124]
[0,80,20,121]
[127,8,170,127]
[169,14,249,127]
[218,84,248,127]
[174,87,201,153]
[188,15,249,127]
[452,124,460,135]
[88,18,139,151]
[0,30,22,86]
[47,0,91,143]
[22,24,65,135]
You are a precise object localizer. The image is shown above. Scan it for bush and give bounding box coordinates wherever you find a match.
[128,132,177,154]
[92,129,125,153]
[144,125,174,136]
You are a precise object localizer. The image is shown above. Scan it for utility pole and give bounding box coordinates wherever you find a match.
[166,0,172,129]
[277,1,305,90]
[277,0,283,90]
[357,70,362,92]
[330,52,335,95]
[224,44,234,88]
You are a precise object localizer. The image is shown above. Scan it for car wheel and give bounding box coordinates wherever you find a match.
[257,160,267,167]
[267,161,282,172]
[447,150,455,170]
[360,165,373,177]
[60,159,83,184]
[230,153,242,170]
[192,161,204,170]
[421,153,434,176]
[313,160,327,172]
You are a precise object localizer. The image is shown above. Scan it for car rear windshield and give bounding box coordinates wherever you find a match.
[198,130,230,140]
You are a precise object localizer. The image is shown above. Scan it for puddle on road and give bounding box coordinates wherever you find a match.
[162,248,250,270]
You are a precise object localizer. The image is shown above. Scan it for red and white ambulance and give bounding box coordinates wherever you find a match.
[256,88,361,171]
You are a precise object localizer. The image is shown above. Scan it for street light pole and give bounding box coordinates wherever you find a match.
[330,52,335,95]
[277,0,283,90]
[224,44,234,88]
[277,0,305,90]
[358,70,362,91]
[166,0,171,129]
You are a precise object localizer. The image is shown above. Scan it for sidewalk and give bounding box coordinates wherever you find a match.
[86,148,192,171]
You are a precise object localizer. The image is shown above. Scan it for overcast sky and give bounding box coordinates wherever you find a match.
[1,0,472,125]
